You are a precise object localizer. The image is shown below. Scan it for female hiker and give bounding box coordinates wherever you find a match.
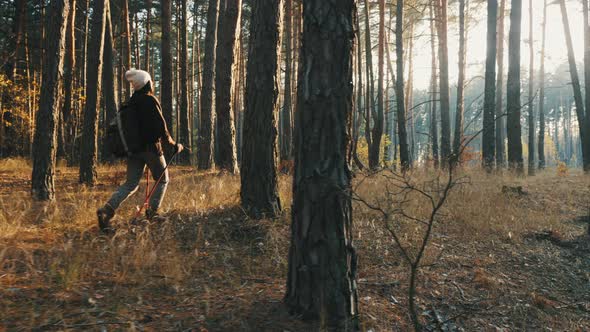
[97,69,183,231]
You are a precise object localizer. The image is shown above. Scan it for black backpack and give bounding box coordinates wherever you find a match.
[105,103,142,158]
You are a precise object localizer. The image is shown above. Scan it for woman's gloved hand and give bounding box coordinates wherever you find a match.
[175,143,184,154]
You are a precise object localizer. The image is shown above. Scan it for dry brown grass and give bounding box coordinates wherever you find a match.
[0,159,589,331]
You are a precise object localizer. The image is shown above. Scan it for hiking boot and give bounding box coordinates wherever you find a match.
[97,204,115,232]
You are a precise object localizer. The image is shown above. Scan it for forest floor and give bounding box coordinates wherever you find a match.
[0,158,589,331]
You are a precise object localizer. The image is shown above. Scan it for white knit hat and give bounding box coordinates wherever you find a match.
[125,69,151,91]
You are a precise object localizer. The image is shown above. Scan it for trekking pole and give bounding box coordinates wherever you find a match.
[135,150,179,219]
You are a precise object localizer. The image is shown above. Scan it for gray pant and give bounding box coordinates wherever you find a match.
[106,151,169,212]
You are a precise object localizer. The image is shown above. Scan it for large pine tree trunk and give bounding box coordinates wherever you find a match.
[214,0,241,173]
[79,0,107,185]
[538,0,547,169]
[495,0,507,167]
[197,0,220,170]
[453,0,467,157]
[506,0,524,174]
[32,0,70,200]
[396,0,410,170]
[285,1,359,328]
[527,0,535,175]
[482,0,497,170]
[240,0,283,219]
[161,0,174,134]
[178,0,190,164]
[369,0,385,170]
[280,0,293,162]
[435,0,452,166]
[559,0,588,170]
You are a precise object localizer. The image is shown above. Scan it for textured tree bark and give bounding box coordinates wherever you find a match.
[482,0,497,171]
[178,0,190,164]
[559,0,588,170]
[240,0,283,219]
[281,0,293,162]
[527,0,535,175]
[79,0,106,185]
[506,0,524,174]
[453,0,467,158]
[396,0,410,170]
[214,0,241,173]
[32,0,70,200]
[197,0,220,170]
[285,1,359,329]
[435,0,452,166]
[161,0,174,134]
[101,0,118,160]
[538,0,547,169]
[429,3,439,168]
[495,0,506,168]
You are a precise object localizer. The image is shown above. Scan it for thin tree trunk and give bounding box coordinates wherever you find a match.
[429,3,439,168]
[214,0,241,173]
[369,0,385,170]
[453,0,468,157]
[495,0,506,168]
[482,0,497,171]
[384,7,396,164]
[197,0,220,170]
[145,0,151,72]
[406,23,415,164]
[559,0,588,170]
[161,0,174,137]
[32,0,70,200]
[281,0,293,162]
[133,12,141,69]
[435,0,451,166]
[396,0,410,170]
[506,0,524,174]
[354,6,365,169]
[527,0,535,175]
[363,0,375,150]
[537,0,546,167]
[178,0,190,164]
[285,1,359,328]
[122,0,132,99]
[583,0,590,172]
[61,0,76,163]
[240,0,282,219]
[102,0,118,160]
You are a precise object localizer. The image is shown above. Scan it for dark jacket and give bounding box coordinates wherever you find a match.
[122,81,176,156]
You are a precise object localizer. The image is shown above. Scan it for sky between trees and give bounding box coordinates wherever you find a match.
[411,0,584,90]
